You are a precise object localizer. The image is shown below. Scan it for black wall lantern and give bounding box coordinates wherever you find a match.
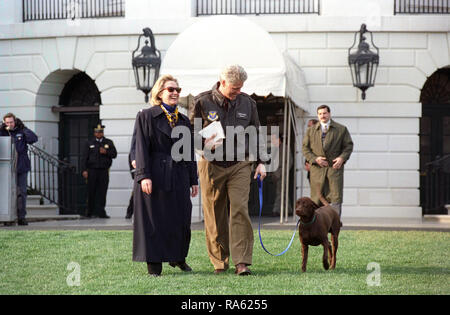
[132,27,161,103]
[348,24,379,100]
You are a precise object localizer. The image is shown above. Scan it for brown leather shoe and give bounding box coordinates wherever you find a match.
[214,268,226,275]
[235,263,251,276]
[213,264,229,274]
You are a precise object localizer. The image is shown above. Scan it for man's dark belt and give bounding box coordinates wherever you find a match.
[210,160,240,168]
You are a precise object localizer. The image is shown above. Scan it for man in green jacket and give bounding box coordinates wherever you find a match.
[302,105,353,217]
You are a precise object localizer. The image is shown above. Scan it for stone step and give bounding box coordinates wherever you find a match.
[26,214,81,222]
[27,195,42,206]
[423,215,450,223]
[7,195,81,223]
[26,204,59,216]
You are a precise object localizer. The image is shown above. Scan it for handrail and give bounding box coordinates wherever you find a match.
[22,0,125,22]
[394,0,449,14]
[426,154,450,170]
[196,0,320,16]
[27,144,80,214]
[424,154,450,214]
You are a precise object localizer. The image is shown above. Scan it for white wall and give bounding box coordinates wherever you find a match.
[321,0,394,17]
[1,0,449,219]
[0,0,398,24]
[0,32,202,219]
[0,0,21,25]
[285,30,449,218]
[126,0,195,19]
[0,0,196,25]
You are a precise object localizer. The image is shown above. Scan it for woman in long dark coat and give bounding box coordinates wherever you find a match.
[132,74,198,277]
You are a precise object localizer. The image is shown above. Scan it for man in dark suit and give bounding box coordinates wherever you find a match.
[81,124,117,218]
[0,113,38,225]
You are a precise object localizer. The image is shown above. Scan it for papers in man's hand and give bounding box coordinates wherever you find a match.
[198,121,225,143]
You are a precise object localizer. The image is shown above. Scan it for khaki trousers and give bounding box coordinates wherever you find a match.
[198,159,254,270]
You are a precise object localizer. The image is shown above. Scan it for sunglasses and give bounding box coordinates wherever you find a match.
[164,87,182,93]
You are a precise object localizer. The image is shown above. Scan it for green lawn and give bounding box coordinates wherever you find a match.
[0,229,448,295]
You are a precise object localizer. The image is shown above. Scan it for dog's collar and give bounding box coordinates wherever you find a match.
[299,214,316,226]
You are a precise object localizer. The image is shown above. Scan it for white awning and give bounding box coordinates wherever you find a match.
[160,15,308,110]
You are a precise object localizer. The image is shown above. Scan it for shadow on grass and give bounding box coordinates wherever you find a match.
[249,265,450,277]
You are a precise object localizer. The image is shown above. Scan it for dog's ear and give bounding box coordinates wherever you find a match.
[302,198,319,214]
[295,198,302,216]
[310,199,320,210]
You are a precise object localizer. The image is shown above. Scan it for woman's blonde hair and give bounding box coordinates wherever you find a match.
[150,74,179,106]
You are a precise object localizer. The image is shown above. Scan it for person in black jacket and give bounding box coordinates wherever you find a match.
[0,113,38,225]
[132,74,198,277]
[81,124,117,218]
[126,123,138,219]
[125,152,135,219]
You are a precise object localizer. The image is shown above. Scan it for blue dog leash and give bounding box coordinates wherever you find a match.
[257,175,300,256]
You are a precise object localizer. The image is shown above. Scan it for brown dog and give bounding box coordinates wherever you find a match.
[295,197,342,272]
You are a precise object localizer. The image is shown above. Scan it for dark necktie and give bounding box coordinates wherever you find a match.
[322,125,328,143]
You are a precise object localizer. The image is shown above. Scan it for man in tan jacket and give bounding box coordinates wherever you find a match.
[302,105,353,217]
[191,65,267,276]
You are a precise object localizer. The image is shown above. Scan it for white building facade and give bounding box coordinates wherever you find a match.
[0,0,449,220]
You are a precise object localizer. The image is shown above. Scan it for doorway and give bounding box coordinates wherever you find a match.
[58,72,101,214]
[420,68,450,214]
[248,95,296,217]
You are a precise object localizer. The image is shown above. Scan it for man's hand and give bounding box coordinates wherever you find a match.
[141,179,152,195]
[332,157,344,169]
[305,161,311,172]
[254,163,267,180]
[82,171,88,179]
[99,147,107,154]
[315,156,329,168]
[191,185,199,197]
[204,133,223,150]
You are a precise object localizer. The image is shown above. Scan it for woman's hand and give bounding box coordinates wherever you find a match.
[141,179,152,195]
[191,185,199,197]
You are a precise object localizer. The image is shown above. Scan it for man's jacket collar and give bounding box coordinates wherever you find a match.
[211,82,229,107]
[315,119,336,130]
